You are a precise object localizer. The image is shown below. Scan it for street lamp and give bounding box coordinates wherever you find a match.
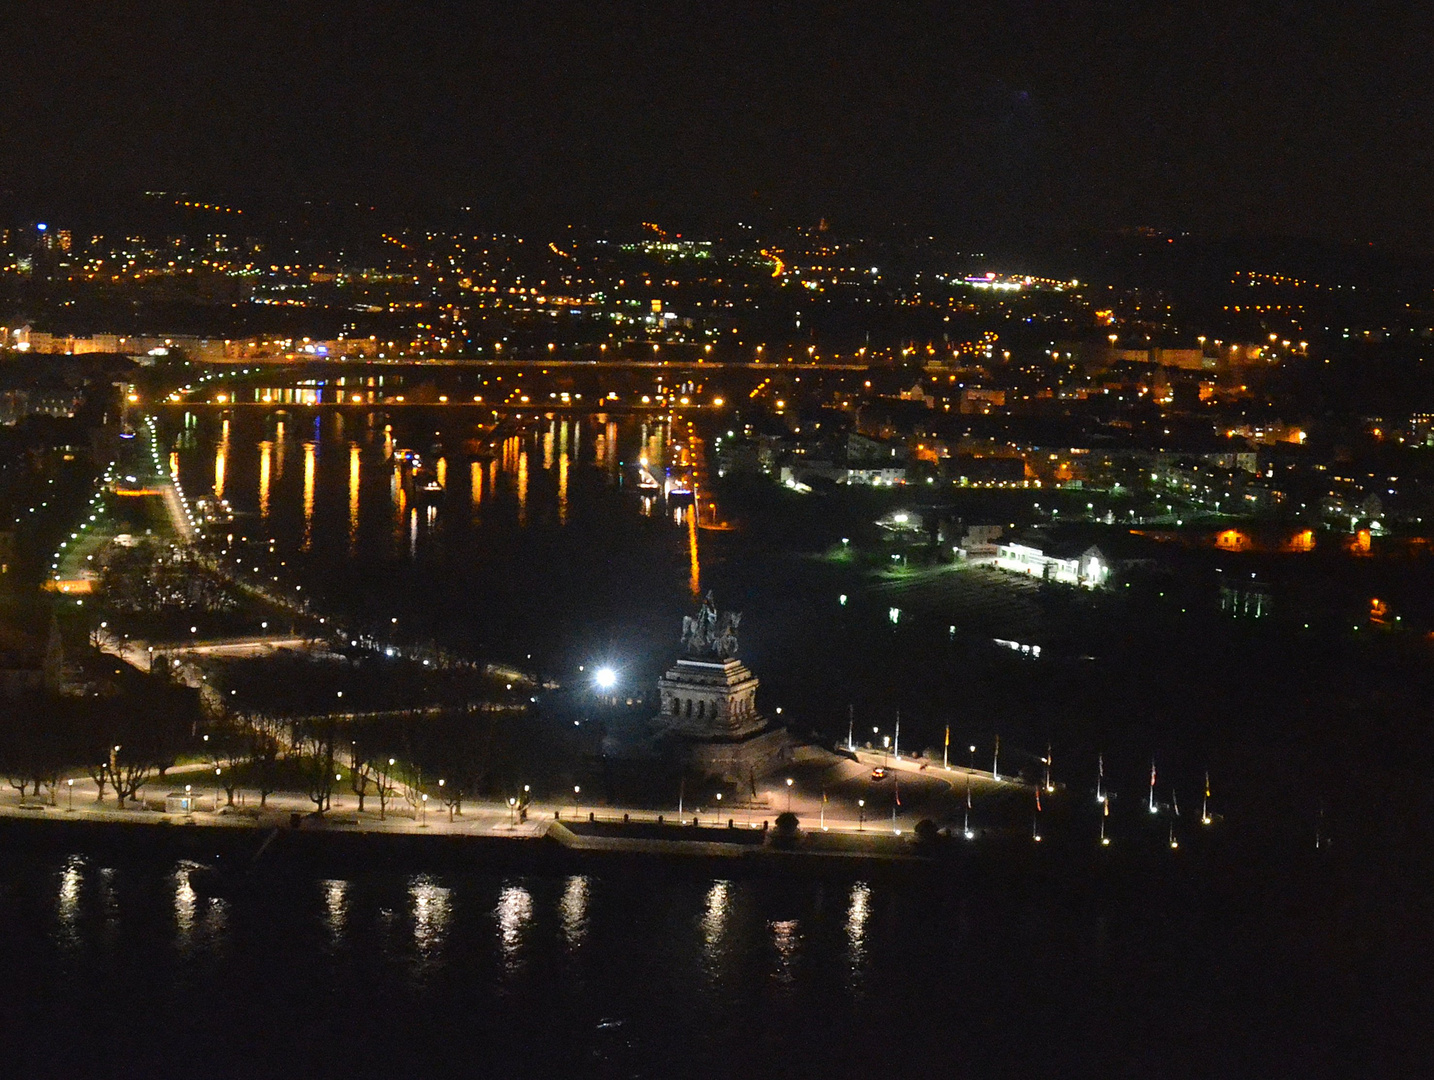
[573,784,581,818]
[785,777,793,813]
[66,778,73,811]
[857,798,865,831]
[508,796,517,827]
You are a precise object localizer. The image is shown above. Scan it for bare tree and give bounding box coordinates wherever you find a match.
[370,754,397,820]
[85,758,109,801]
[399,763,425,821]
[411,706,500,822]
[203,713,250,806]
[243,712,284,808]
[347,740,375,812]
[297,716,337,813]
[0,694,85,803]
[438,778,463,821]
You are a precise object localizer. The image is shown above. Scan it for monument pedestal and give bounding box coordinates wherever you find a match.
[652,657,791,780]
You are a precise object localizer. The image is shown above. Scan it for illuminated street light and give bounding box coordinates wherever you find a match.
[594,666,617,690]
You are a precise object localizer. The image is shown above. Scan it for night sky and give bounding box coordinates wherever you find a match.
[4,1,1432,245]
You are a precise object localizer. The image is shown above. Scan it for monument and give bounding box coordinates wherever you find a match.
[652,593,791,780]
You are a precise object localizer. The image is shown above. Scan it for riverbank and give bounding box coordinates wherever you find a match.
[0,809,973,897]
[0,780,1293,906]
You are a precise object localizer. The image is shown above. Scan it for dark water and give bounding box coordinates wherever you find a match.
[2,846,1423,1078]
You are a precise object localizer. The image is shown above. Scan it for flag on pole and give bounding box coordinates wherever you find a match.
[1035,787,1042,812]
[894,779,901,807]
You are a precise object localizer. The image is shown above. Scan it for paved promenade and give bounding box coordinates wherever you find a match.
[0,747,1023,845]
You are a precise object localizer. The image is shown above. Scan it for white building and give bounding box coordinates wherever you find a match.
[846,467,906,485]
[994,541,1108,587]
[957,524,1003,561]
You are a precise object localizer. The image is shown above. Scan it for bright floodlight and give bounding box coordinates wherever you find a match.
[594,667,617,690]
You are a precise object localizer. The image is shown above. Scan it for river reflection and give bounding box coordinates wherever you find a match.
[700,879,732,987]
[845,882,871,992]
[496,881,533,974]
[322,878,349,948]
[770,918,801,987]
[55,855,82,952]
[348,444,360,552]
[258,440,272,517]
[214,418,228,499]
[172,866,227,956]
[173,867,195,936]
[410,874,452,966]
[302,441,316,550]
[559,874,589,952]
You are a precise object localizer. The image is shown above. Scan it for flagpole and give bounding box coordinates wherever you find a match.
[963,774,973,838]
[943,724,949,770]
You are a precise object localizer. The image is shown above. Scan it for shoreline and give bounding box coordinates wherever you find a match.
[0,801,943,885]
[0,787,1277,903]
